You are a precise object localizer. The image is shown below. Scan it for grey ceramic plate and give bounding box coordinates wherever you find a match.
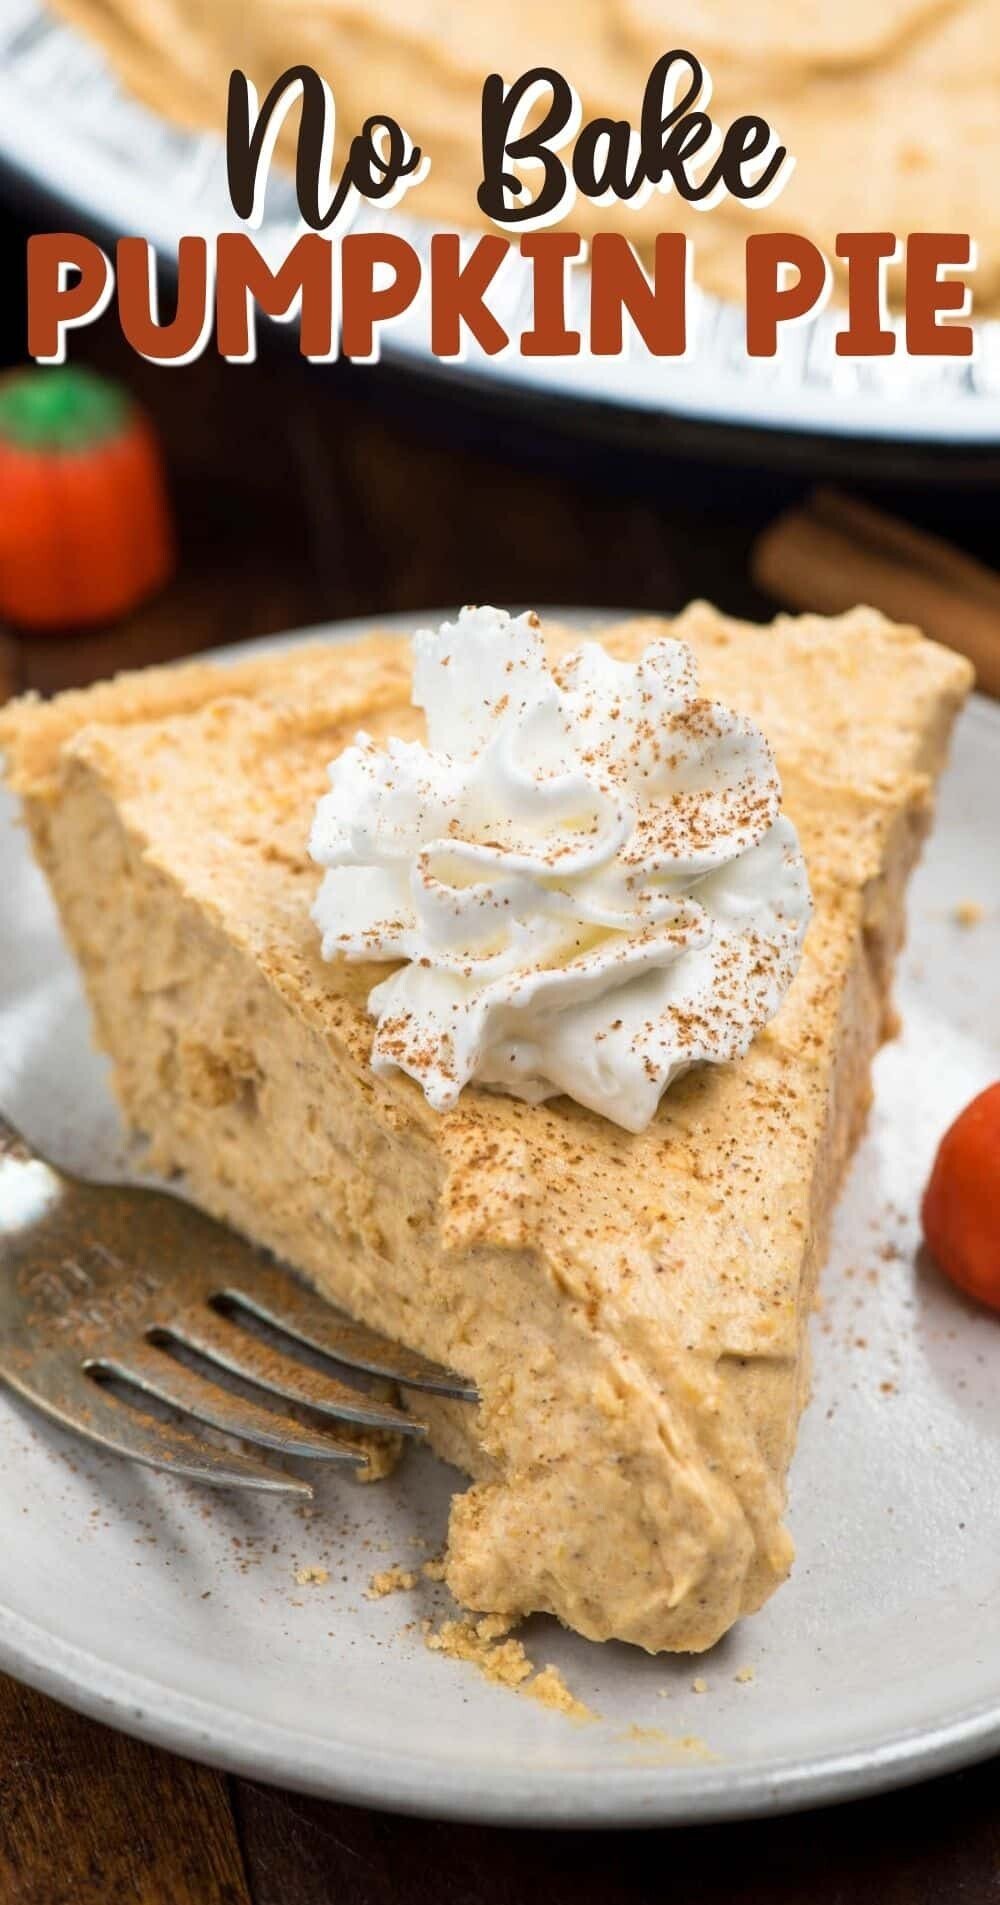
[0,612,998,1827]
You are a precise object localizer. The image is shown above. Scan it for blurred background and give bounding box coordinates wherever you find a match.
[4,0,1000,738]
[1,165,1000,709]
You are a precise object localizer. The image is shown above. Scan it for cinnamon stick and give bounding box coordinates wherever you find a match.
[751,488,1000,698]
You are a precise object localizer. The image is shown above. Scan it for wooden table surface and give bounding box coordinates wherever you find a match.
[1,227,999,1902]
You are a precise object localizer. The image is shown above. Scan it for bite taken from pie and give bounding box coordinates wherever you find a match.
[0,603,972,1654]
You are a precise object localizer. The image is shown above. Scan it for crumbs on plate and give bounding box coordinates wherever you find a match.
[367,1564,419,1599]
[423,1614,595,1721]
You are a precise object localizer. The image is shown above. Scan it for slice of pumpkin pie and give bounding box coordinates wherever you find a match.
[0,604,971,1652]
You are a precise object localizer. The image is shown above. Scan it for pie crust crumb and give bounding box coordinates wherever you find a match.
[367,1565,419,1599]
[422,1614,594,1719]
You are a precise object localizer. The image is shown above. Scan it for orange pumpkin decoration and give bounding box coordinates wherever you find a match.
[922,1081,1000,1313]
[0,367,175,630]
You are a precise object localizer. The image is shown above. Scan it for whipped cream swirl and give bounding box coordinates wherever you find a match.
[310,607,811,1132]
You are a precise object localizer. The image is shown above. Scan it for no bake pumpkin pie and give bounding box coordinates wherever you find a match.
[0,606,972,1652]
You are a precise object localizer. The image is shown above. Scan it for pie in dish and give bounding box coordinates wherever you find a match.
[46,0,1000,309]
[0,606,972,1653]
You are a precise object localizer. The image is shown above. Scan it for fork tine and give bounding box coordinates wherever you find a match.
[216,1263,478,1401]
[105,1339,370,1466]
[7,1361,312,1495]
[166,1306,426,1436]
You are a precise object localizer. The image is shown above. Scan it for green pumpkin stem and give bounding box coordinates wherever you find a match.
[0,367,130,452]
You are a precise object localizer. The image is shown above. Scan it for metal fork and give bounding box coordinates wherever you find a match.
[0,1111,475,1496]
